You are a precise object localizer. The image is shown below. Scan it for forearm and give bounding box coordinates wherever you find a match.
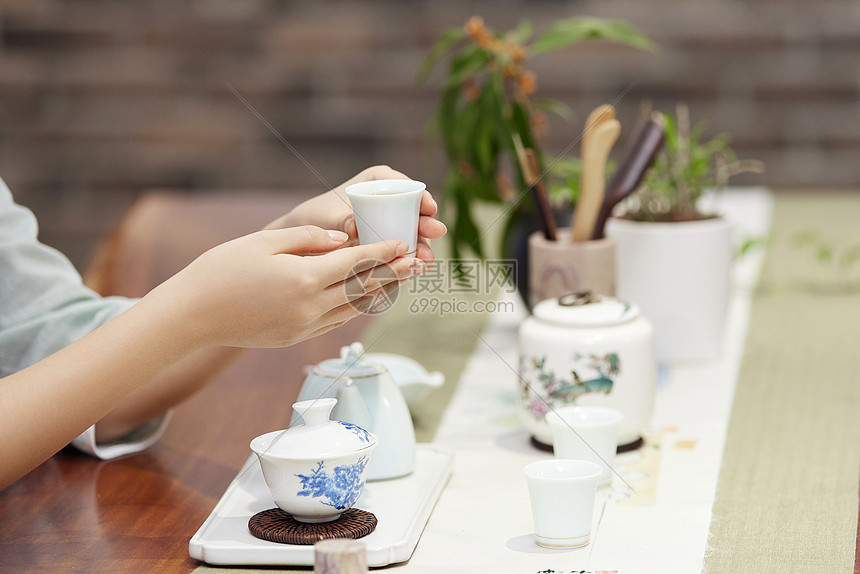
[94,344,244,442]
[0,289,203,489]
[0,223,420,489]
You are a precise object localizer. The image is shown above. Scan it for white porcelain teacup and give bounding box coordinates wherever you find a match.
[345,179,425,256]
[546,405,624,487]
[523,459,602,549]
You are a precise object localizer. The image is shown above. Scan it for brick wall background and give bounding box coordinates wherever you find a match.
[1,0,858,269]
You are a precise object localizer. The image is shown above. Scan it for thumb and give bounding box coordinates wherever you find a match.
[343,216,359,243]
[264,225,349,255]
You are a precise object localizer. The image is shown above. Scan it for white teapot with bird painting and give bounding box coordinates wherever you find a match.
[517,292,657,449]
[292,342,416,481]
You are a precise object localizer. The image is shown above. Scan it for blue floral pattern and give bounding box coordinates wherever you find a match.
[337,421,373,443]
[295,456,369,510]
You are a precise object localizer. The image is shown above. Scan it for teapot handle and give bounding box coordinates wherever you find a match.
[332,380,373,430]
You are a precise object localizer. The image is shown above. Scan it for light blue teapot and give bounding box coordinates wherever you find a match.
[292,342,416,481]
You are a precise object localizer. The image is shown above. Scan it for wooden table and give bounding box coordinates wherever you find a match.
[1,190,858,573]
[0,191,369,572]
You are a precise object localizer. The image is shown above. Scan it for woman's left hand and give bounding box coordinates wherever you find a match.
[267,165,447,264]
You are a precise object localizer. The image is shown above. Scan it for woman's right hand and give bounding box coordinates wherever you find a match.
[149,225,424,349]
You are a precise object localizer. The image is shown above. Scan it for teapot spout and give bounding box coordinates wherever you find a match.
[332,380,373,430]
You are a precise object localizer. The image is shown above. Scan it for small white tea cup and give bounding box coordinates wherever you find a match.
[523,459,602,549]
[345,179,425,256]
[546,406,623,487]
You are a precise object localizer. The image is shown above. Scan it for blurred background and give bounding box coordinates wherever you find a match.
[1,0,858,270]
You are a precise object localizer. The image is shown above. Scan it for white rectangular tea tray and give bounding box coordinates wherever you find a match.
[189,444,453,567]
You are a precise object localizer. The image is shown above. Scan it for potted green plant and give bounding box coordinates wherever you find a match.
[606,104,765,363]
[418,16,656,263]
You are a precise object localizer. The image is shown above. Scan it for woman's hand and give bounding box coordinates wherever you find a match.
[152,225,425,349]
[267,165,447,264]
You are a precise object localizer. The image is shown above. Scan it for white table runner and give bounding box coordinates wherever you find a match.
[405,189,773,573]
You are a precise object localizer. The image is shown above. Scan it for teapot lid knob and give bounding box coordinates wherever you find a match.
[315,342,383,378]
[340,342,366,364]
[558,290,601,307]
[533,292,640,327]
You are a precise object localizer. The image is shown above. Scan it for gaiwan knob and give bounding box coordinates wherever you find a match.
[293,398,337,428]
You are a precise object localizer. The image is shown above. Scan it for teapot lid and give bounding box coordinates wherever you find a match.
[256,398,377,459]
[313,342,386,379]
[533,291,639,328]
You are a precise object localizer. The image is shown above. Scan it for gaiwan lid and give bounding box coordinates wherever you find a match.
[256,398,377,459]
[533,291,639,328]
[312,342,385,379]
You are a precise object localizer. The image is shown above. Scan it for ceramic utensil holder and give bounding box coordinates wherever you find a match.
[527,228,616,309]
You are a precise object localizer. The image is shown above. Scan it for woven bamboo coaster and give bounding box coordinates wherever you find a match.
[248,508,377,545]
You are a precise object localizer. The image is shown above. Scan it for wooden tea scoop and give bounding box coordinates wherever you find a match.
[591,116,665,240]
[580,104,616,165]
[572,118,620,242]
[571,103,616,242]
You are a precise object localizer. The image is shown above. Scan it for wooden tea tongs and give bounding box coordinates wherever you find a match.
[571,104,620,242]
[590,113,666,240]
[513,134,557,241]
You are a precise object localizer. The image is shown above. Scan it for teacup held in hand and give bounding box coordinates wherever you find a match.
[345,179,425,256]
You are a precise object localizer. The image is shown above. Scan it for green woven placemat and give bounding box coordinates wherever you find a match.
[705,192,860,573]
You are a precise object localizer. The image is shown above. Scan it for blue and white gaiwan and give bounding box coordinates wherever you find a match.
[250,398,378,523]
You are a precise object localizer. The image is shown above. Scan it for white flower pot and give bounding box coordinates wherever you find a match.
[605,216,732,364]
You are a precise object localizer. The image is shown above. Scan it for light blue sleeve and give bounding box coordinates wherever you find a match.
[0,178,139,375]
[0,177,168,458]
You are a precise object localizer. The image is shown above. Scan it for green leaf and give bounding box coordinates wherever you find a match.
[838,244,860,269]
[438,84,462,161]
[736,235,769,259]
[531,17,657,55]
[487,74,513,148]
[498,209,525,258]
[509,19,533,44]
[510,100,535,149]
[444,45,492,88]
[662,112,678,151]
[454,191,485,259]
[534,98,573,120]
[792,230,819,247]
[416,28,467,83]
[474,114,495,179]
